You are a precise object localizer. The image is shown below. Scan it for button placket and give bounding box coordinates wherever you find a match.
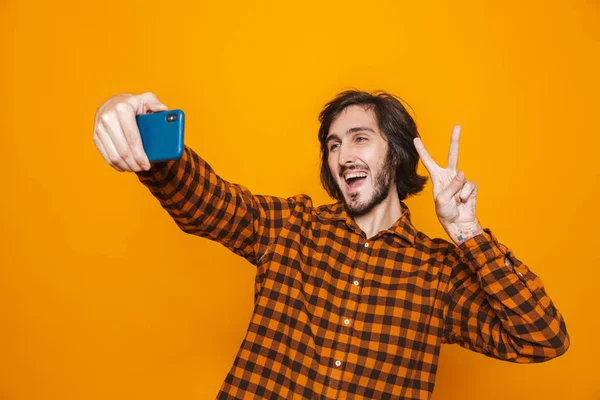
[333,239,369,392]
[328,237,370,394]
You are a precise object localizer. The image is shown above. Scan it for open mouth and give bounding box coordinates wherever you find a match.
[344,172,368,189]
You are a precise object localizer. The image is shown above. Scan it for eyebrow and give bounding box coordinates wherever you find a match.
[325,126,376,144]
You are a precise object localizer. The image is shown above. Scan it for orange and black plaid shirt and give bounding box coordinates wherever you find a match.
[137,147,569,399]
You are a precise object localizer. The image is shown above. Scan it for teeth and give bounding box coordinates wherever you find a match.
[345,173,367,181]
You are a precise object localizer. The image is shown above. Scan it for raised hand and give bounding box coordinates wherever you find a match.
[413,126,483,245]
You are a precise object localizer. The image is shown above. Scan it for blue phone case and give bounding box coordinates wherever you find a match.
[136,109,185,162]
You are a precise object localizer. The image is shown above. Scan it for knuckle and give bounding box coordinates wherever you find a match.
[128,134,140,146]
[124,95,139,108]
[115,102,132,113]
[100,111,114,124]
[134,154,147,165]
[115,160,129,170]
[117,148,132,160]
[108,155,121,165]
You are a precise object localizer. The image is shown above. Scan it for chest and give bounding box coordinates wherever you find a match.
[256,221,444,329]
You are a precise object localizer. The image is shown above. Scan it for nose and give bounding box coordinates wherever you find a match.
[338,143,356,166]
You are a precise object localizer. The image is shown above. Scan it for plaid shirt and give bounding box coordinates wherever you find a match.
[137,147,569,399]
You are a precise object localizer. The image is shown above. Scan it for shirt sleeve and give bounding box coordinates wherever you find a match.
[441,228,570,363]
[135,146,298,265]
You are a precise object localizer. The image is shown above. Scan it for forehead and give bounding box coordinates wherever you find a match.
[327,105,379,138]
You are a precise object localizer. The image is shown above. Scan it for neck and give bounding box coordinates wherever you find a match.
[353,189,403,239]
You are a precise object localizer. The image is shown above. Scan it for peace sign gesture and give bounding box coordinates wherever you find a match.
[413,126,483,245]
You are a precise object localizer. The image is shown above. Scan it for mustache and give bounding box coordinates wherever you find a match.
[339,164,369,178]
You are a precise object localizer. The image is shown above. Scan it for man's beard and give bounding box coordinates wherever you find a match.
[342,150,395,217]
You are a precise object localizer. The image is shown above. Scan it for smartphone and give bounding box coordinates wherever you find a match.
[136,109,185,163]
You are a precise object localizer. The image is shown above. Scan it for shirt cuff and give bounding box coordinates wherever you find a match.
[454,228,513,272]
[134,147,190,182]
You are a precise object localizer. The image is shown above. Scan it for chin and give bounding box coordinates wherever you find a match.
[344,192,375,216]
[341,181,392,217]
[346,201,375,217]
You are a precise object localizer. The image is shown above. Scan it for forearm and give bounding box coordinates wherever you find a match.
[135,145,297,263]
[136,146,214,228]
[445,229,570,362]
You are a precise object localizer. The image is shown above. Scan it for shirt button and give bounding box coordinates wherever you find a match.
[517,272,523,277]
[343,318,350,325]
[335,360,342,367]
[353,280,359,286]
[364,242,369,248]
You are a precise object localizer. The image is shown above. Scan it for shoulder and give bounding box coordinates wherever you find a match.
[271,196,343,218]
[313,200,347,221]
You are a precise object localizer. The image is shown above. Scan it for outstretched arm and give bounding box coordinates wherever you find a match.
[136,146,298,265]
[92,92,297,265]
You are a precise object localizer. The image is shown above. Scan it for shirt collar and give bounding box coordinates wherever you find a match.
[316,200,417,246]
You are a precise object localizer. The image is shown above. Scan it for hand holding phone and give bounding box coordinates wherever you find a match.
[92,92,182,172]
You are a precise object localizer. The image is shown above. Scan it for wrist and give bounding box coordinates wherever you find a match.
[444,222,484,245]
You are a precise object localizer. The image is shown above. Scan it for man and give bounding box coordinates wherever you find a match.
[93,90,569,399]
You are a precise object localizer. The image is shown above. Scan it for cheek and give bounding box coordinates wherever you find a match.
[368,146,387,169]
[360,151,378,171]
[327,157,338,178]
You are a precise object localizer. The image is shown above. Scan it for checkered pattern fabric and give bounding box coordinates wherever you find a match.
[137,147,569,399]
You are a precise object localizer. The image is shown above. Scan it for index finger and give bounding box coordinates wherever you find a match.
[413,137,439,174]
[447,125,461,171]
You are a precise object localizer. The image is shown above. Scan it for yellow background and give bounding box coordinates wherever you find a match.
[2,1,599,399]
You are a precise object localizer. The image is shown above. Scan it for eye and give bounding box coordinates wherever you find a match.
[329,143,340,151]
[356,136,367,143]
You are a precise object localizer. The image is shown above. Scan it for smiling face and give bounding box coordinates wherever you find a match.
[325,105,396,216]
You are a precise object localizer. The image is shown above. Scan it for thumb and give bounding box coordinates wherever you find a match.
[147,101,169,112]
[437,171,466,204]
[136,92,169,114]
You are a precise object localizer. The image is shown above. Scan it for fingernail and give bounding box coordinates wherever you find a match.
[457,171,464,180]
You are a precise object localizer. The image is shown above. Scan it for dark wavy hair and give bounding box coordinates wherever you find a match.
[318,89,428,201]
